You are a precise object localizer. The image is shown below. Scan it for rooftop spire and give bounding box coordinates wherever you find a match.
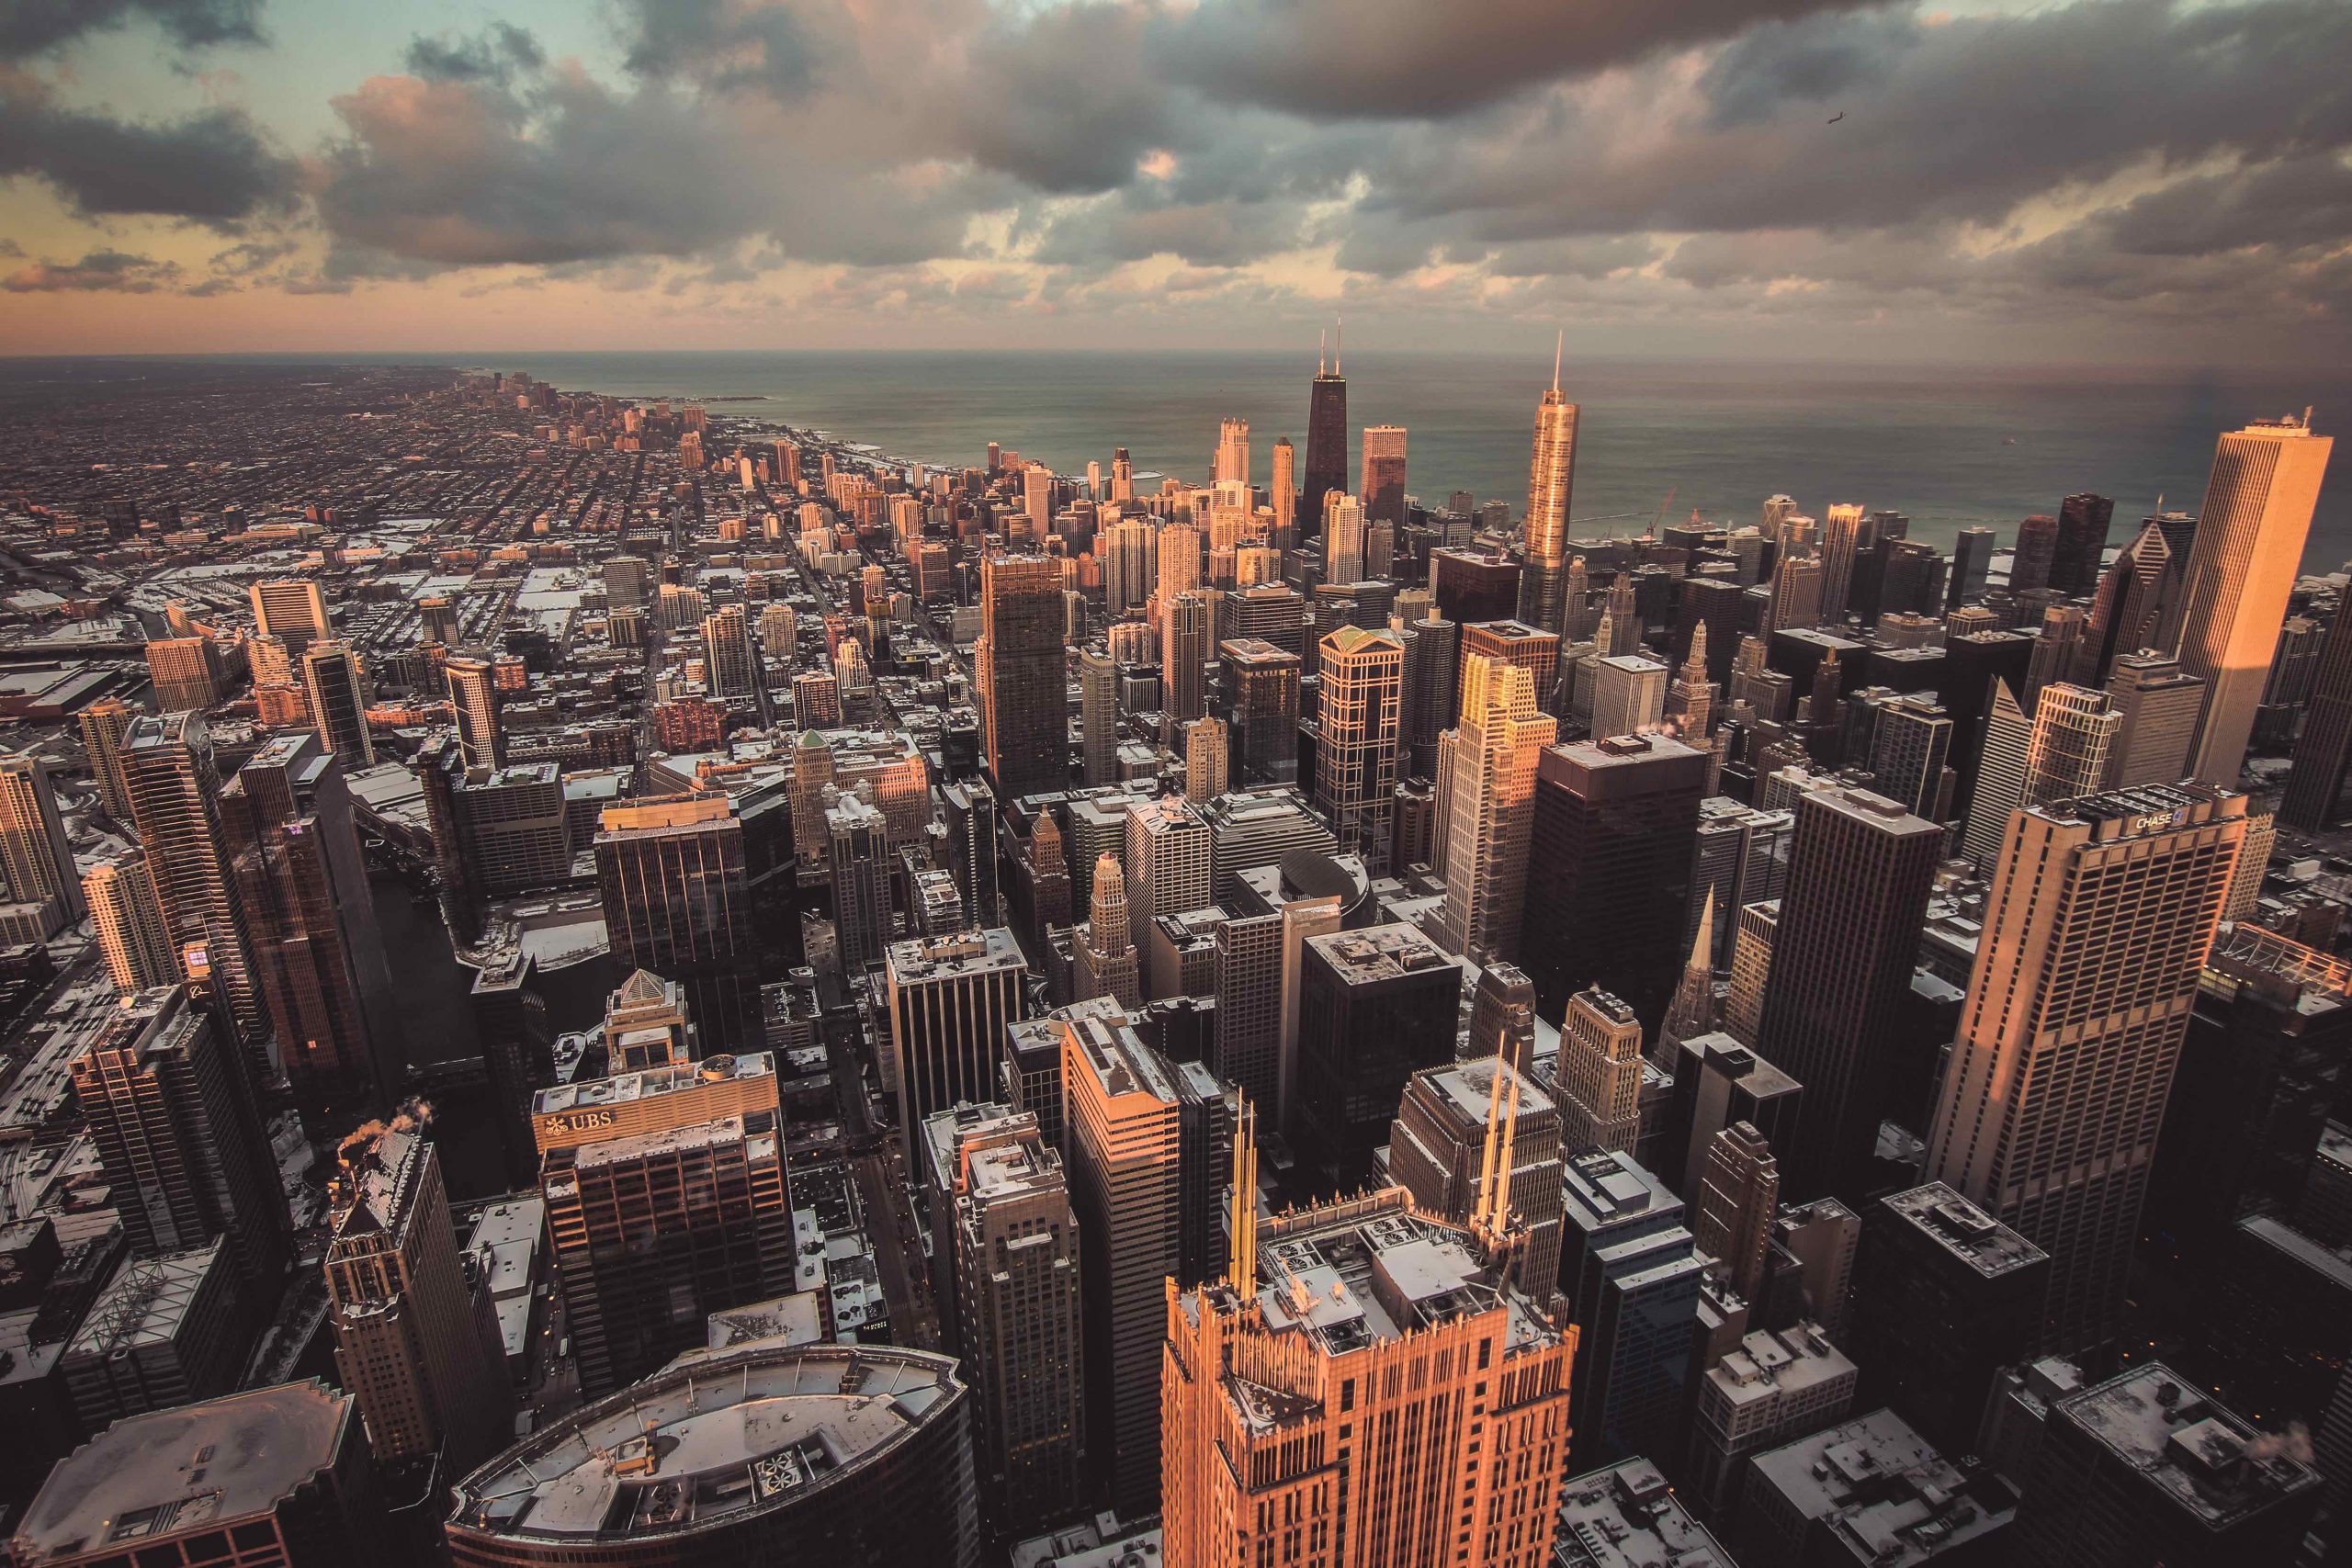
[1552,329,1563,395]
[1334,314,1342,377]
[1318,328,1326,377]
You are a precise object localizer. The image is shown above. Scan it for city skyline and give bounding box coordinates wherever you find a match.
[3,2,2351,364]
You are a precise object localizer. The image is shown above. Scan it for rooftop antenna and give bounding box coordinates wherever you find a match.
[1553,329,1563,395]
[1317,329,1326,378]
[1335,314,1343,377]
[1227,1095,1260,1291]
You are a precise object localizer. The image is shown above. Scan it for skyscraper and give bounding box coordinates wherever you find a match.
[1359,423,1407,524]
[1322,491,1366,583]
[2285,590,2352,829]
[979,554,1069,797]
[1521,733,1706,1024]
[0,749,83,923]
[1867,692,1953,820]
[1692,1120,1780,1301]
[78,695,137,820]
[1270,435,1297,544]
[594,795,759,1052]
[1182,715,1227,803]
[1754,785,1942,1200]
[1125,796,1212,976]
[143,634,222,713]
[1435,653,1555,964]
[325,1124,511,1470]
[1520,354,1579,638]
[443,649,503,772]
[1315,625,1403,872]
[1818,502,1865,626]
[879,923,1029,1152]
[1072,852,1143,1010]
[1590,654,1668,739]
[1221,637,1302,784]
[1387,1053,1565,1299]
[1293,922,1463,1182]
[119,712,266,1050]
[1302,331,1348,531]
[1060,1009,1180,1519]
[2052,491,2116,598]
[1926,783,2245,1359]
[220,731,401,1123]
[1555,987,1646,1154]
[70,986,289,1299]
[85,851,176,995]
[250,576,331,654]
[2103,651,2204,788]
[924,1105,1084,1536]
[298,641,375,766]
[1160,1185,1573,1568]
[1161,590,1209,723]
[2070,517,2171,687]
[2174,415,2334,783]
[1215,415,1250,484]
[1959,680,2030,867]
[2021,682,2121,807]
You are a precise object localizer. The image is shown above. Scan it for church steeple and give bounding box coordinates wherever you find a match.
[1657,888,1719,1069]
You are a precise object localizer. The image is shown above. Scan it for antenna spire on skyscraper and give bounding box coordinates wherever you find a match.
[1335,314,1343,376]
[1553,330,1563,394]
[1317,328,1326,377]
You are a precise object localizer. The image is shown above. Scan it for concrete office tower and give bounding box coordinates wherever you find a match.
[541,1092,793,1396]
[1104,517,1155,613]
[1126,796,1212,968]
[16,1382,388,1568]
[119,712,266,1048]
[594,794,759,1052]
[2175,415,2334,783]
[1388,1054,1565,1298]
[1161,590,1210,722]
[1182,715,1227,803]
[792,665,842,729]
[79,695,137,819]
[1948,525,1996,610]
[1559,1146,1705,1472]
[1023,461,1054,536]
[418,593,461,646]
[221,733,401,1124]
[1302,331,1349,530]
[1755,786,1942,1201]
[447,1343,978,1568]
[250,576,331,654]
[603,553,649,609]
[2022,682,2120,810]
[1694,1121,1780,1301]
[1768,552,1824,635]
[1214,416,1252,487]
[1060,1009,1181,1520]
[1590,654,1668,739]
[70,987,289,1298]
[1960,680,2031,867]
[828,793,891,971]
[884,926,1028,1138]
[298,641,375,765]
[1360,423,1408,524]
[325,1126,510,1471]
[443,649,503,771]
[1522,734,1708,1025]
[2103,652,2205,788]
[1435,654,1555,964]
[1269,434,1297,543]
[1927,784,2245,1359]
[2024,603,2088,713]
[1818,502,1865,625]
[1160,1186,1573,1568]
[1469,959,1540,1073]
[942,777,1000,931]
[1079,644,1117,784]
[0,749,82,922]
[86,852,176,995]
[2011,1361,2321,1568]
[145,633,222,713]
[1221,637,1302,784]
[1158,520,1204,605]
[1556,987,1647,1154]
[1868,692,1953,819]
[1520,359,1580,638]
[928,1106,1084,1536]
[1323,491,1367,583]
[700,604,764,703]
[979,554,1069,798]
[1073,853,1144,1010]
[1213,908,1283,1110]
[1847,1182,2049,1458]
[1667,621,1717,740]
[1294,922,1463,1180]
[1684,1321,1862,1522]
[1316,626,1403,872]
[2071,518,2172,687]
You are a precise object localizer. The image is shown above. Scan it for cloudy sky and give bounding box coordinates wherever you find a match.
[2,0,2348,361]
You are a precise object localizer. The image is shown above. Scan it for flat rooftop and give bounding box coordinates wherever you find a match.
[2056,1361,2323,1530]
[1306,921,1453,986]
[1882,1182,2049,1280]
[448,1343,964,1543]
[17,1381,352,1562]
[534,1050,775,1118]
[1555,1459,1735,1568]
[885,926,1025,981]
[1748,1407,2017,1568]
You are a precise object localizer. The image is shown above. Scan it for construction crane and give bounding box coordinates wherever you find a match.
[1648,485,1678,536]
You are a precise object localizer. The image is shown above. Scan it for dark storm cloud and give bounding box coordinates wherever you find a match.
[611,0,820,96]
[2,249,181,291]
[944,2,1170,194]
[0,84,298,225]
[1152,0,1882,120]
[1374,0,2352,240]
[0,0,261,60]
[405,24,545,85]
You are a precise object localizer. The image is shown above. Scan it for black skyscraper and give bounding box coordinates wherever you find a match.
[1302,339,1348,536]
[2052,492,2116,599]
